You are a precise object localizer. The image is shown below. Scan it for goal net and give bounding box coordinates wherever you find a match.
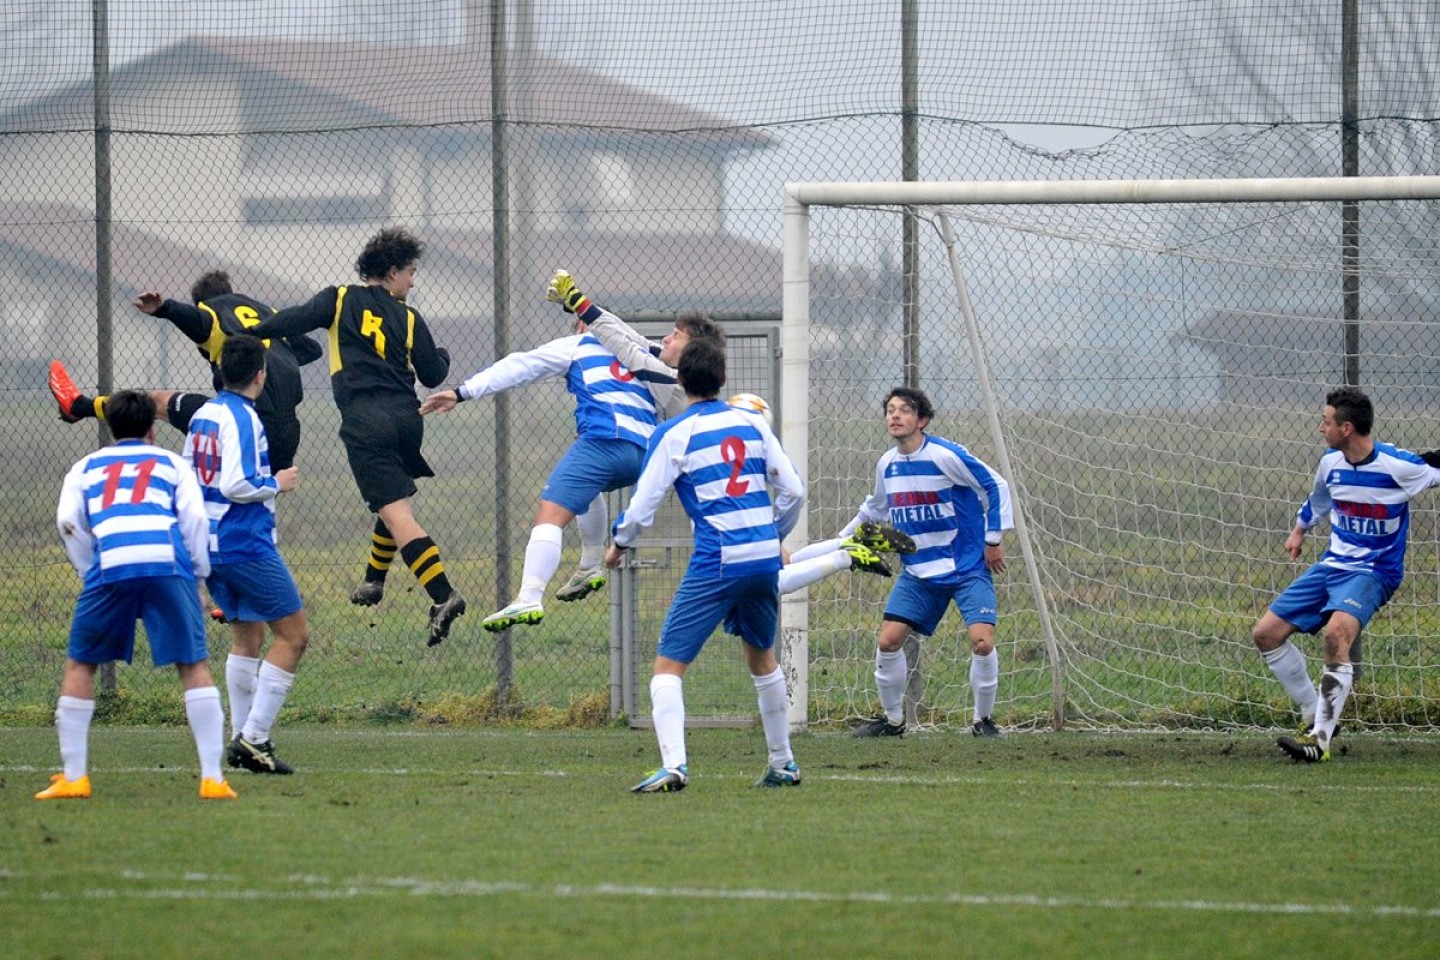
[781,176,1440,732]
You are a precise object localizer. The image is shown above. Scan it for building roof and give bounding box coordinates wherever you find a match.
[1,36,773,152]
[0,201,313,305]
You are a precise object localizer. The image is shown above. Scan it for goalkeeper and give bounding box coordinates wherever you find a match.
[418,274,691,632]
[546,270,719,420]
[545,270,915,591]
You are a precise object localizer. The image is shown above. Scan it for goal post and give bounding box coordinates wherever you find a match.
[781,175,1440,733]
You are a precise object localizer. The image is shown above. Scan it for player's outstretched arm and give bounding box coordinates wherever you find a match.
[133,291,163,314]
[546,269,594,317]
[419,390,459,415]
[135,293,211,344]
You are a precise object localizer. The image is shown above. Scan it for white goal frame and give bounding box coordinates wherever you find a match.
[778,175,1440,730]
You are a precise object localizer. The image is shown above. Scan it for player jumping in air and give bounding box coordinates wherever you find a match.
[247,228,466,646]
[418,275,679,633]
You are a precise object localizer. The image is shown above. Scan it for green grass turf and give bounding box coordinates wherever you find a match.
[3,726,1439,959]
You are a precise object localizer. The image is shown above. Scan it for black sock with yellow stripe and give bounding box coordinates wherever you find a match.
[400,536,453,604]
[67,394,105,420]
[363,519,397,584]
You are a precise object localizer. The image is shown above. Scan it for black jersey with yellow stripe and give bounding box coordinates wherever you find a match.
[247,284,450,411]
[153,293,321,423]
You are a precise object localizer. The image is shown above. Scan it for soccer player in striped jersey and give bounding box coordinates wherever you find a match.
[544,269,910,589]
[248,228,466,646]
[419,284,671,633]
[545,269,718,420]
[40,390,235,801]
[604,338,806,792]
[185,335,308,775]
[845,387,1013,739]
[1259,387,1440,763]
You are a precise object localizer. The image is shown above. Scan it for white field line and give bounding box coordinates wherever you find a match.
[0,867,1436,919]
[2,763,1437,794]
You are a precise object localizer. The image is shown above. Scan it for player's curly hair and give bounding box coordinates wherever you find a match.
[356,227,424,281]
[190,269,233,304]
[885,386,934,422]
[675,310,725,348]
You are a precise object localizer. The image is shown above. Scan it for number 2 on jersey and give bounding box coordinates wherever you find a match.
[721,436,750,496]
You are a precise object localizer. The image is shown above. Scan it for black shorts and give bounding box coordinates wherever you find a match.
[166,393,301,472]
[338,403,434,513]
[264,416,301,472]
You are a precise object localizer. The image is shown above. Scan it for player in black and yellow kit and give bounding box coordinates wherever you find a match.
[247,227,466,645]
[48,270,322,473]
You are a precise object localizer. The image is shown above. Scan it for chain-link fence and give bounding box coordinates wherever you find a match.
[2,2,1438,727]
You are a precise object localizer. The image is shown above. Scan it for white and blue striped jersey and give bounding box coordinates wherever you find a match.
[846,434,1012,583]
[612,399,805,579]
[56,439,210,587]
[183,391,281,562]
[1297,442,1440,593]
[455,333,662,448]
[584,306,686,417]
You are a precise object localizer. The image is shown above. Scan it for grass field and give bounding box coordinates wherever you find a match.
[4,725,1439,959]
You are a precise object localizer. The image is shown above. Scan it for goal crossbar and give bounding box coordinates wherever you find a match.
[786,175,1440,208]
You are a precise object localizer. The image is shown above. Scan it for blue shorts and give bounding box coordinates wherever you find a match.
[656,571,779,664]
[1269,563,1388,634]
[68,575,208,667]
[208,553,303,623]
[539,438,647,515]
[883,570,997,636]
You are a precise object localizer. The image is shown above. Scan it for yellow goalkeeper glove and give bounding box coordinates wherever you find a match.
[546,269,592,315]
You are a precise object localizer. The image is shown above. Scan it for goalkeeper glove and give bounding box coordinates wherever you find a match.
[546,269,593,316]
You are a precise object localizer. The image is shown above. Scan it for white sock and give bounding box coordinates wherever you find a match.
[752,667,793,768]
[184,686,226,782]
[971,648,999,722]
[55,695,95,781]
[224,653,261,739]
[875,647,907,724]
[576,496,608,570]
[777,550,848,594]
[518,523,564,604]
[788,538,844,564]
[1314,662,1354,751]
[1262,641,1318,723]
[650,673,687,770]
[241,661,295,744]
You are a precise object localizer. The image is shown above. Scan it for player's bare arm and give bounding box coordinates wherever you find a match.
[275,466,300,493]
[985,543,1006,573]
[419,389,459,415]
[133,291,163,314]
[1284,524,1306,560]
